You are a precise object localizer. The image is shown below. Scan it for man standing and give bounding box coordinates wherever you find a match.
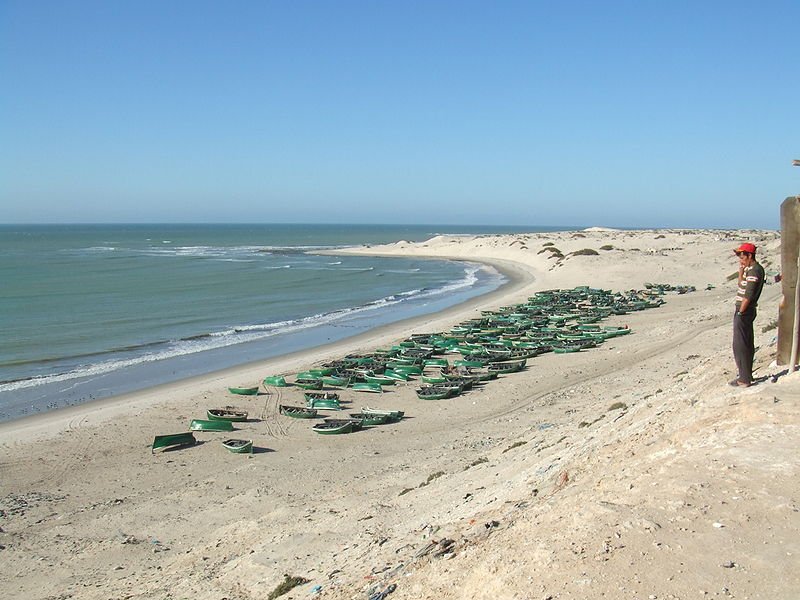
[731,242,765,387]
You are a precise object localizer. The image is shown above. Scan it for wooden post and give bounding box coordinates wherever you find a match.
[778,197,800,364]
[792,251,800,371]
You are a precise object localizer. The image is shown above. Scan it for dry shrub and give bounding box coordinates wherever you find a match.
[268,575,310,600]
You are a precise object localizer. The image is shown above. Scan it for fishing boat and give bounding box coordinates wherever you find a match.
[221,438,253,453]
[321,374,350,387]
[487,359,526,374]
[189,419,234,432]
[363,374,396,386]
[423,358,449,368]
[351,382,383,393]
[325,417,363,431]
[444,374,479,389]
[388,365,422,376]
[552,344,581,353]
[294,376,323,390]
[207,408,249,422]
[361,406,404,422]
[349,412,391,426]
[603,325,631,336]
[304,392,341,410]
[228,386,259,396]
[307,367,334,376]
[453,359,486,368]
[416,386,456,400]
[263,375,288,387]
[421,373,448,384]
[152,432,196,453]
[279,404,319,419]
[312,420,357,435]
[381,369,410,381]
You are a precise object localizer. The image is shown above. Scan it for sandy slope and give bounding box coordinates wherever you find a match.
[1,229,797,600]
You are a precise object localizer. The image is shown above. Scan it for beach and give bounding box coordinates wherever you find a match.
[1,228,798,600]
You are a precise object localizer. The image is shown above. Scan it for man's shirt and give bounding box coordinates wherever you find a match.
[735,261,765,312]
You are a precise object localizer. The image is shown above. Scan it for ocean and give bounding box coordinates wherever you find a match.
[0,223,572,422]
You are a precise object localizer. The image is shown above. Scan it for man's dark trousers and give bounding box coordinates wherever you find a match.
[733,308,756,383]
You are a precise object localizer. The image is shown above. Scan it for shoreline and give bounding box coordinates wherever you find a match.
[3,227,797,600]
[0,256,534,443]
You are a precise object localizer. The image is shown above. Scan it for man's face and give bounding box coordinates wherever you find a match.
[738,252,753,268]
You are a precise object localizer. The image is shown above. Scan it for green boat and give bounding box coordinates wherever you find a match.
[416,386,456,400]
[307,367,334,376]
[228,386,259,396]
[189,419,234,432]
[207,408,248,422]
[382,369,410,381]
[152,432,196,453]
[453,359,486,368]
[280,404,319,419]
[487,359,526,374]
[361,406,404,422]
[389,365,422,375]
[352,382,383,393]
[423,358,449,367]
[349,412,391,426]
[552,344,582,353]
[294,377,323,390]
[603,326,631,336]
[312,420,356,435]
[363,374,396,386]
[263,375,288,387]
[321,374,351,387]
[221,438,253,454]
[468,368,499,382]
[304,392,342,410]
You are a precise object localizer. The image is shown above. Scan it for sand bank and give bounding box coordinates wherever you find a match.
[1,228,798,600]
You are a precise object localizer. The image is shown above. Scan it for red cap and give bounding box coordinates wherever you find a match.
[734,243,756,255]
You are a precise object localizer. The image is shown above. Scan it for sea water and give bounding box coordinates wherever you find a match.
[0,223,570,421]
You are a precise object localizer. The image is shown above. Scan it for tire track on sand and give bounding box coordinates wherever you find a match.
[261,387,291,437]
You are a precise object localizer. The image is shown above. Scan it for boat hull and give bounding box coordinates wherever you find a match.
[280,405,319,419]
[152,432,196,453]
[228,386,259,396]
[222,439,253,453]
[190,419,234,432]
[207,408,248,422]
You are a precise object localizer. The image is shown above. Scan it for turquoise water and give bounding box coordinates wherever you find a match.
[0,223,571,421]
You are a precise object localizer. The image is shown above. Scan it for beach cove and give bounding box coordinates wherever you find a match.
[1,228,798,600]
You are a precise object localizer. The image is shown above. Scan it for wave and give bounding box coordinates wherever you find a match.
[0,263,489,393]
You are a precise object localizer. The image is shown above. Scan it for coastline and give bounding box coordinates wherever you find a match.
[2,228,798,600]
[0,256,532,443]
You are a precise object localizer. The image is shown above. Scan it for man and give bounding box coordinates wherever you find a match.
[731,242,765,387]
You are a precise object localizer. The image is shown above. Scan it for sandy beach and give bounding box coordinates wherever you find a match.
[1,228,798,600]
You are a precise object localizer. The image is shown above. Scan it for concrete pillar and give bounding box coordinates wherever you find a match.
[777,196,800,365]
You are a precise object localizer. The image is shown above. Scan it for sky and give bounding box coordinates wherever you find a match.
[1,1,798,228]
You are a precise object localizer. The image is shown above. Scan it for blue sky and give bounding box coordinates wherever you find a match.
[2,1,798,228]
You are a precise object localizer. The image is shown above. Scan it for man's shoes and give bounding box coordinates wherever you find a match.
[729,379,751,388]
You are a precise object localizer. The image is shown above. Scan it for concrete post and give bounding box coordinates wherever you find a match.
[777,196,800,365]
